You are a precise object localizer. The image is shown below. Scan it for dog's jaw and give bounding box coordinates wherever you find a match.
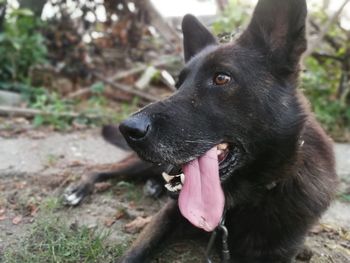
[162,142,244,196]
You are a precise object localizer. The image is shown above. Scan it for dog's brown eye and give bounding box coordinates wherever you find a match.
[213,73,231,86]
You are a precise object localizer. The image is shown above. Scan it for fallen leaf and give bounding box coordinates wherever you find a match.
[114,210,125,220]
[0,208,5,216]
[15,181,27,190]
[27,131,46,139]
[104,218,116,227]
[128,201,136,209]
[68,161,84,167]
[12,215,23,225]
[124,216,152,234]
[340,229,350,241]
[310,224,323,234]
[27,204,39,217]
[95,182,112,192]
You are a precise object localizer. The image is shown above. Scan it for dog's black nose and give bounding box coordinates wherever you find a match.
[119,115,151,141]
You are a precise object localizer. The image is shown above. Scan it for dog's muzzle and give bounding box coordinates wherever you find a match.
[119,114,151,142]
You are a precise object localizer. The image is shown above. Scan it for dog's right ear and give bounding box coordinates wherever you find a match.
[239,0,307,75]
[182,14,217,62]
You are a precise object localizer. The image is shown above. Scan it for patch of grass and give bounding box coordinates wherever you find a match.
[115,181,143,203]
[41,196,63,211]
[3,199,126,263]
[3,221,125,263]
[45,154,60,167]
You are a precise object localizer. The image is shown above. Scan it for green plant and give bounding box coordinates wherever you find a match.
[213,2,350,141]
[3,211,126,263]
[41,197,63,212]
[117,97,139,122]
[0,7,47,90]
[212,0,252,42]
[27,88,136,131]
[302,57,350,140]
[116,181,143,203]
[31,92,75,130]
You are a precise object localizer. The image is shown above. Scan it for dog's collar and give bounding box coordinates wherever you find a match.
[205,209,230,263]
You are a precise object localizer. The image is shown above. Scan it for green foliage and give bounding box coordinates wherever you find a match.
[117,97,139,122]
[0,7,47,89]
[3,210,126,262]
[213,2,350,140]
[116,181,143,203]
[30,91,75,130]
[212,0,251,41]
[302,57,350,140]
[27,88,138,131]
[90,82,105,94]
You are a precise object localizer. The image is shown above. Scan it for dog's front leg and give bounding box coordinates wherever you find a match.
[118,198,180,263]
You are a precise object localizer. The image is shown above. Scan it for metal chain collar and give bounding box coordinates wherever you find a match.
[204,210,230,263]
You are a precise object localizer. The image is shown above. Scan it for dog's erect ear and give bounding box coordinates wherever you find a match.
[182,14,217,62]
[239,0,307,74]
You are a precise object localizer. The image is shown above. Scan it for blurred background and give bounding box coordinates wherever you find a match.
[1,1,350,262]
[0,0,350,141]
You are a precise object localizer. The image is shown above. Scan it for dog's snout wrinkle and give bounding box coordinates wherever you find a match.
[119,115,151,141]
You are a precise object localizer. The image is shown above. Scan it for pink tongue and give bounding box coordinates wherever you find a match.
[179,147,225,232]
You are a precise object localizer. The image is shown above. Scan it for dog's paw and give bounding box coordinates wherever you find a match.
[143,179,163,198]
[63,184,88,206]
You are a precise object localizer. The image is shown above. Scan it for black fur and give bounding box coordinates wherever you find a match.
[116,0,337,262]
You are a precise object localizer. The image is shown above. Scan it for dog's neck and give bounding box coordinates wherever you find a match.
[223,125,306,209]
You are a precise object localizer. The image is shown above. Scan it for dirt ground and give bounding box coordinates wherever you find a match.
[0,126,349,262]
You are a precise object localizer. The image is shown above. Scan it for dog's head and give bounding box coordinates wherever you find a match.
[119,0,307,181]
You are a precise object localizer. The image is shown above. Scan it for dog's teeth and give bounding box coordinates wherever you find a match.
[162,172,175,183]
[180,173,185,184]
[174,184,182,191]
[217,143,229,150]
[164,184,172,191]
[165,183,182,192]
[165,183,176,192]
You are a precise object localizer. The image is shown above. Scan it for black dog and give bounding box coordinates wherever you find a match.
[68,0,338,262]
[116,0,338,262]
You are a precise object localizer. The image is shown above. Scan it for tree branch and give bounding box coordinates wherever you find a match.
[0,106,110,119]
[141,0,181,46]
[303,0,350,60]
[93,72,160,102]
[311,52,344,62]
[309,19,342,51]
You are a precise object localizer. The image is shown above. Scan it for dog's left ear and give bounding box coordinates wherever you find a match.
[239,0,307,75]
[182,14,217,62]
